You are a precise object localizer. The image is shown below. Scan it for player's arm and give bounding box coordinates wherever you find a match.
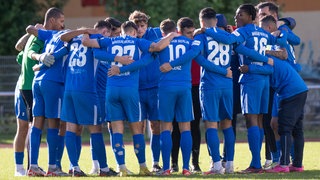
[93,48,133,65]
[278,25,300,45]
[269,30,288,47]
[15,33,31,51]
[234,44,274,65]
[109,52,153,76]
[61,28,97,43]
[240,64,273,75]
[204,27,244,44]
[194,54,230,76]
[148,32,180,52]
[266,47,288,60]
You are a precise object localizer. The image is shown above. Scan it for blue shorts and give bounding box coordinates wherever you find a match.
[272,93,279,117]
[97,89,107,122]
[139,87,159,121]
[61,91,102,125]
[158,86,193,122]
[15,82,28,121]
[106,86,141,123]
[32,80,64,118]
[240,79,269,114]
[200,89,233,122]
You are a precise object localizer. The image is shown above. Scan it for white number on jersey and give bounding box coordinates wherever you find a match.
[254,37,267,55]
[111,45,135,67]
[68,42,88,67]
[168,44,186,70]
[207,41,230,66]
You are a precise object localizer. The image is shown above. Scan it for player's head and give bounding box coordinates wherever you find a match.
[259,15,277,33]
[128,10,150,38]
[105,17,122,37]
[256,1,279,21]
[121,21,138,37]
[199,7,217,28]
[235,4,256,28]
[94,20,112,37]
[160,18,176,36]
[216,14,228,31]
[177,17,195,39]
[44,7,65,30]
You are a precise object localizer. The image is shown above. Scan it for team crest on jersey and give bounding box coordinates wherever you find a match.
[192,40,201,46]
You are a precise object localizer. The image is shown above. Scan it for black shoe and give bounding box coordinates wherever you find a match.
[73,170,87,177]
[152,164,162,172]
[191,164,202,173]
[171,163,179,173]
[100,168,118,176]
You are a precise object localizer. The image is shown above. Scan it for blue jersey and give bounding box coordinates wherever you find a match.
[157,36,193,87]
[64,34,99,92]
[139,27,162,89]
[34,29,67,83]
[193,32,233,90]
[97,35,152,88]
[249,57,308,100]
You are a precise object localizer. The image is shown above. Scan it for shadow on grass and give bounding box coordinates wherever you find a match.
[142,170,320,179]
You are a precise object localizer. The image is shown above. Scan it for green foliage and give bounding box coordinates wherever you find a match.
[105,0,259,27]
[0,0,68,55]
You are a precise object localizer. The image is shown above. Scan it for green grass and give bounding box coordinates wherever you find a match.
[1,142,320,179]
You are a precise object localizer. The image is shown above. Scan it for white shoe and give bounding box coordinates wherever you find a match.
[15,168,26,176]
[225,165,234,174]
[88,168,99,175]
[203,167,225,175]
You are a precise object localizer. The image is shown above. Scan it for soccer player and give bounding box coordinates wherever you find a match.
[23,7,67,177]
[88,17,122,175]
[170,17,202,174]
[240,56,308,173]
[256,1,301,168]
[57,20,118,177]
[82,20,176,177]
[13,51,30,176]
[128,10,163,172]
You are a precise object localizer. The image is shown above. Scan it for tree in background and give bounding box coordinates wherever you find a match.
[104,0,259,27]
[0,0,68,55]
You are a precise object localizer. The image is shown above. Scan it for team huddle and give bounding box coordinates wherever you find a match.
[13,1,308,177]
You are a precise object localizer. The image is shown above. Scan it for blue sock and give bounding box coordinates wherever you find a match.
[56,135,65,168]
[30,126,42,165]
[247,126,261,168]
[91,133,107,168]
[206,128,220,163]
[133,134,146,164]
[112,133,125,165]
[65,131,78,167]
[180,131,192,170]
[223,127,235,161]
[259,128,264,151]
[150,134,160,163]
[76,135,82,162]
[160,130,172,171]
[15,152,24,165]
[47,128,59,165]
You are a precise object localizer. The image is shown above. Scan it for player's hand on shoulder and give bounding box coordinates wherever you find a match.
[271,30,281,37]
[108,65,120,77]
[34,23,44,29]
[193,28,205,37]
[160,63,172,73]
[239,65,249,74]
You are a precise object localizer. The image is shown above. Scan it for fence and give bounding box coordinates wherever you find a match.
[0,56,319,126]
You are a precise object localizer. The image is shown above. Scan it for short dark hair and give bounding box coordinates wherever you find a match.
[160,18,176,35]
[238,4,257,21]
[94,20,112,30]
[199,7,216,20]
[177,17,194,32]
[121,21,138,33]
[260,15,277,25]
[45,7,63,21]
[105,17,122,30]
[256,2,279,16]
